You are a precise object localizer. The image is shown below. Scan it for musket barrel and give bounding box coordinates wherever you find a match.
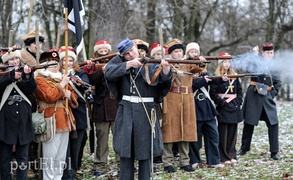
[79,53,117,66]
[141,57,210,64]
[193,56,232,61]
[0,47,22,52]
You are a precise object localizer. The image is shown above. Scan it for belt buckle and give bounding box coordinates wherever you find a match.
[181,86,188,94]
[197,93,205,101]
[14,95,22,102]
[130,96,139,103]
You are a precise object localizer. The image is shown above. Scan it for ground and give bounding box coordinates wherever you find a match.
[72,100,293,179]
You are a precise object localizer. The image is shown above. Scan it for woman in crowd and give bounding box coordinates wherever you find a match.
[58,46,90,179]
[34,50,78,179]
[210,52,243,164]
[0,47,36,180]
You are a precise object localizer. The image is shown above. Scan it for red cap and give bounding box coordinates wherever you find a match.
[94,40,111,52]
[219,52,231,56]
[58,46,77,61]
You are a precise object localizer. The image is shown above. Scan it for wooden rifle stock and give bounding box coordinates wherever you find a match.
[79,53,117,66]
[141,57,210,64]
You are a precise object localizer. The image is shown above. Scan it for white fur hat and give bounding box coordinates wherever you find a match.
[58,46,77,61]
[1,50,21,64]
[185,42,200,55]
[150,43,163,57]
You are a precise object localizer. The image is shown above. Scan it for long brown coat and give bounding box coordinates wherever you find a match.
[34,75,78,133]
[162,64,197,143]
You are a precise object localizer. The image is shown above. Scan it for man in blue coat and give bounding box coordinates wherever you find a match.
[104,38,172,180]
[237,43,282,160]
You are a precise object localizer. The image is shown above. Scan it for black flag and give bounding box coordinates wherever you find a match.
[64,0,85,54]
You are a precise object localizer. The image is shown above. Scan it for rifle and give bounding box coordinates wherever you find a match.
[0,65,15,70]
[140,57,210,64]
[0,63,59,76]
[187,56,232,61]
[79,53,117,66]
[0,47,22,52]
[17,63,59,71]
[69,72,91,88]
[194,73,261,80]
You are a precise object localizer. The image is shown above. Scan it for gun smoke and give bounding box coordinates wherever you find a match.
[231,50,293,81]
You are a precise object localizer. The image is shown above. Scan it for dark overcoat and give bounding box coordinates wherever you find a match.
[70,70,89,130]
[87,65,118,122]
[242,72,281,126]
[192,76,218,121]
[0,70,36,145]
[210,78,243,123]
[104,55,172,160]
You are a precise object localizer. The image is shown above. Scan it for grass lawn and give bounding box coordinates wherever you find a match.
[78,100,293,179]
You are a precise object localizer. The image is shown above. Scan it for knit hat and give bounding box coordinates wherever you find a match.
[218,52,231,64]
[94,40,112,52]
[164,38,183,54]
[117,38,134,55]
[1,45,22,64]
[132,39,149,53]
[262,42,274,51]
[39,50,60,64]
[22,29,45,46]
[150,43,164,57]
[58,46,77,61]
[185,42,200,55]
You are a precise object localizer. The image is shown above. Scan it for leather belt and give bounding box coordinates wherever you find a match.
[122,95,154,103]
[170,86,193,94]
[250,81,272,91]
[7,95,24,105]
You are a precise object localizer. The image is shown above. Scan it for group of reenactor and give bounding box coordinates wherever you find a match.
[0,28,281,180]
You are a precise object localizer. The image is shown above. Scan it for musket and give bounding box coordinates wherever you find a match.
[194,73,261,80]
[140,57,210,64]
[0,63,59,75]
[0,65,15,70]
[0,47,22,52]
[188,56,232,61]
[79,53,117,66]
[17,63,59,71]
[69,72,91,88]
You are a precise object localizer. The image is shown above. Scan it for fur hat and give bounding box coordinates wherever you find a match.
[39,50,60,64]
[94,40,112,52]
[150,43,164,57]
[117,38,134,55]
[262,42,274,51]
[58,46,77,61]
[132,39,149,53]
[186,42,200,55]
[218,52,231,64]
[1,45,22,64]
[22,29,45,46]
[164,38,183,54]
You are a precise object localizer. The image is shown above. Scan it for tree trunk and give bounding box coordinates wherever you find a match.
[266,0,275,41]
[90,0,127,55]
[146,0,156,44]
[0,0,13,46]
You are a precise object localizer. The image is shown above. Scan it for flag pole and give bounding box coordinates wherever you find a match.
[64,6,69,110]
